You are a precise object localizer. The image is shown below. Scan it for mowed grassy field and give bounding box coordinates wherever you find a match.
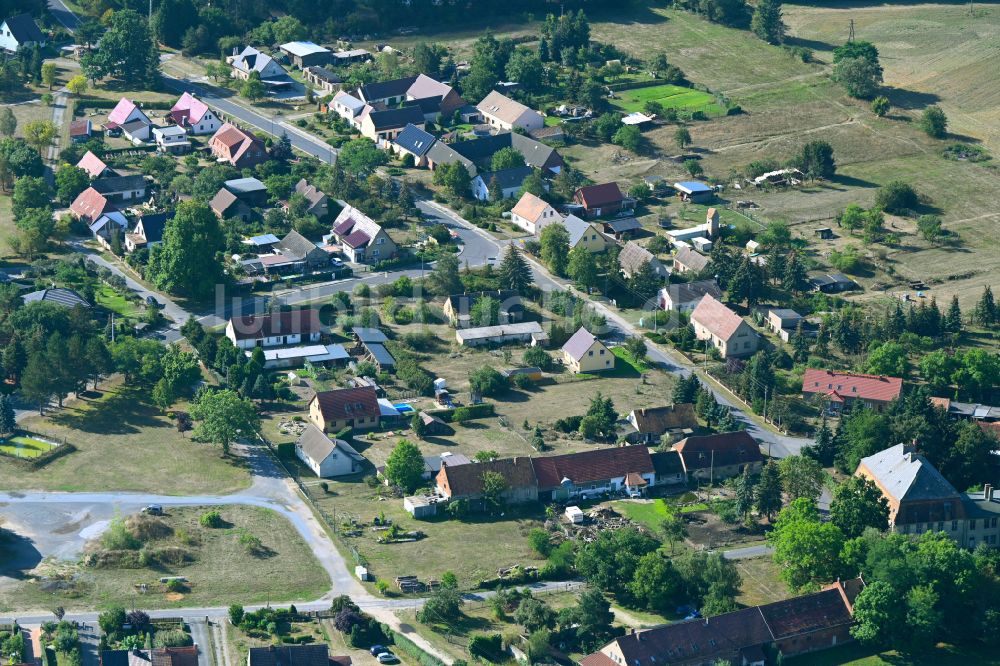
[0,384,251,495]
[787,642,1000,666]
[610,83,723,114]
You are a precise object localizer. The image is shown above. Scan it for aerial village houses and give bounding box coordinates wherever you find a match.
[673,431,764,481]
[330,204,397,264]
[391,124,436,167]
[425,132,564,175]
[77,151,115,179]
[659,279,722,313]
[690,294,761,358]
[169,92,220,135]
[626,403,698,445]
[291,179,330,220]
[574,182,625,218]
[308,386,381,432]
[0,14,45,52]
[229,45,288,82]
[355,74,466,119]
[274,230,332,271]
[153,125,191,154]
[359,105,426,143]
[471,166,533,201]
[295,423,366,478]
[70,119,92,143]
[125,212,172,253]
[561,327,614,374]
[210,188,253,222]
[532,446,656,501]
[331,90,367,125]
[617,241,668,279]
[476,90,545,131]
[435,457,539,508]
[562,214,611,253]
[225,309,323,349]
[856,443,1000,548]
[91,174,147,203]
[455,322,546,347]
[209,123,267,169]
[70,187,119,224]
[510,192,561,235]
[767,308,805,342]
[105,98,151,137]
[580,578,865,666]
[801,369,903,413]
[673,245,711,275]
[304,66,342,95]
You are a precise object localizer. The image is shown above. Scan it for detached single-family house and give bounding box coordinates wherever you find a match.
[690,294,760,359]
[627,403,698,444]
[275,230,330,270]
[573,182,624,218]
[225,309,322,349]
[476,90,545,132]
[436,457,539,508]
[561,327,614,374]
[210,188,253,221]
[0,14,46,53]
[532,446,657,501]
[810,272,857,294]
[69,119,92,143]
[291,179,330,220]
[443,290,524,328]
[562,214,611,253]
[70,187,117,223]
[22,287,90,309]
[279,41,331,69]
[471,166,533,201]
[308,386,381,432]
[77,151,115,179]
[295,423,366,478]
[330,204,397,264]
[358,105,425,143]
[229,45,287,81]
[91,175,147,203]
[125,211,172,252]
[425,132,564,175]
[152,125,191,154]
[510,192,561,235]
[331,90,366,125]
[105,98,151,135]
[618,241,668,280]
[391,123,436,167]
[169,92,220,135]
[209,123,267,169]
[88,212,129,249]
[801,369,903,413]
[659,279,722,312]
[673,431,763,481]
[356,74,465,118]
[673,245,711,275]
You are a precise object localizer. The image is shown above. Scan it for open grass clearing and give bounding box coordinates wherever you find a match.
[787,641,1000,666]
[307,477,547,588]
[0,383,251,495]
[93,284,143,319]
[0,505,328,611]
[733,556,789,607]
[610,83,722,115]
[0,435,58,459]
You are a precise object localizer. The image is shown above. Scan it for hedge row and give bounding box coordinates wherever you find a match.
[79,97,175,110]
[0,440,77,469]
[427,402,495,423]
[388,632,447,666]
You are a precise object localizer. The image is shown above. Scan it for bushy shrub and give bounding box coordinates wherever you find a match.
[199,510,224,528]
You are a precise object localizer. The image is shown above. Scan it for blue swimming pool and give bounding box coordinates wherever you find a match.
[394,403,415,413]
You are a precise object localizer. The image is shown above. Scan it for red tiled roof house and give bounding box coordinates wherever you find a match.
[531,446,656,502]
[673,431,763,481]
[690,294,760,358]
[801,369,903,413]
[308,386,381,433]
[573,182,624,218]
[209,123,267,169]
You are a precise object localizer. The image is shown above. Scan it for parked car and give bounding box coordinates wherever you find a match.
[376,653,399,664]
[142,505,163,515]
[369,646,387,657]
[331,258,344,268]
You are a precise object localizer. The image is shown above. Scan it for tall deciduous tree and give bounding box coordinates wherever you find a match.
[191,389,259,455]
[829,476,889,538]
[539,223,570,276]
[751,0,784,43]
[147,200,225,299]
[384,438,425,493]
[754,459,782,520]
[81,9,160,87]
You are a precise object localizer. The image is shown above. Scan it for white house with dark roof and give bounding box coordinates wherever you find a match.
[295,423,366,478]
[225,309,323,349]
[229,45,287,81]
[477,91,544,131]
[561,327,614,374]
[659,279,722,312]
[391,123,436,166]
[0,14,45,53]
[471,166,533,201]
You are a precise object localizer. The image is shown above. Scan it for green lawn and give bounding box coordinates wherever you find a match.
[610,83,723,115]
[0,435,57,458]
[0,384,251,495]
[611,346,651,373]
[787,642,1000,666]
[94,285,142,319]
[614,499,673,530]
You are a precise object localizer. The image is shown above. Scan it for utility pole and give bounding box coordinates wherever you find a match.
[848,19,855,43]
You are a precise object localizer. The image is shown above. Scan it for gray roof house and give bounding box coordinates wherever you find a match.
[659,279,722,312]
[673,245,711,274]
[392,123,436,165]
[295,423,366,478]
[22,287,90,309]
[0,14,46,52]
[618,241,668,279]
[471,166,534,201]
[276,230,330,269]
